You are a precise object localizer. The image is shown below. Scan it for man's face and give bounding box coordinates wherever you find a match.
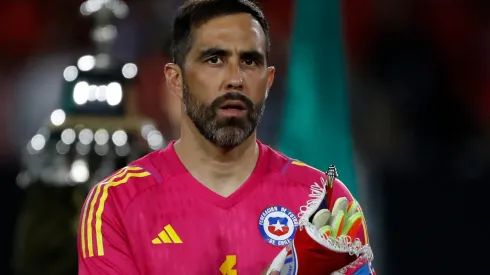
[181,13,274,149]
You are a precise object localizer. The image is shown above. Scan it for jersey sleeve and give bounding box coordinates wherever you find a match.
[77,183,139,275]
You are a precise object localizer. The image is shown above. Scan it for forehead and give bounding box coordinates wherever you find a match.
[191,13,266,54]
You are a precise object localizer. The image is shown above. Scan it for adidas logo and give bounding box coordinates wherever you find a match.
[152,225,183,244]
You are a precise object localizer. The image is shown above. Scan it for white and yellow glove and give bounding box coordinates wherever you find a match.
[313,197,364,240]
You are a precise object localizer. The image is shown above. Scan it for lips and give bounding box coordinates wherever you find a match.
[219,100,247,110]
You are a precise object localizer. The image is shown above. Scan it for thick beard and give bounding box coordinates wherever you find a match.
[182,84,265,149]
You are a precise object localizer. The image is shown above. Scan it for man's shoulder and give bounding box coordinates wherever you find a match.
[267,147,326,186]
[281,158,354,198]
[266,147,353,193]
[284,159,326,185]
[89,150,170,208]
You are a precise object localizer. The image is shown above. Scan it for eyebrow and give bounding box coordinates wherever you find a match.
[198,48,228,59]
[197,47,265,63]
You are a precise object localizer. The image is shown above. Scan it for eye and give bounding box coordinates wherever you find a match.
[206,56,222,64]
[242,59,256,66]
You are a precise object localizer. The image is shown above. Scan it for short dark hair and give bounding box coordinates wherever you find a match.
[171,0,270,68]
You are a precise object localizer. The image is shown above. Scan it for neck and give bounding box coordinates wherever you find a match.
[173,117,259,195]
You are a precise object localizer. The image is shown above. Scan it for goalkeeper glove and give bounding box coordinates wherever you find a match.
[267,166,374,275]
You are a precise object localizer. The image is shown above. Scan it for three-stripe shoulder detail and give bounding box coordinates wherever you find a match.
[80,166,151,258]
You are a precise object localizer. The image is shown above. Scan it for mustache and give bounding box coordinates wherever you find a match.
[211,91,254,110]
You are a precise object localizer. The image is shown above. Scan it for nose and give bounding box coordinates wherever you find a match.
[225,61,244,90]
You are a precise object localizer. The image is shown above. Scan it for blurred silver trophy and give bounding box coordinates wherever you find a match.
[18,0,166,191]
[13,1,166,274]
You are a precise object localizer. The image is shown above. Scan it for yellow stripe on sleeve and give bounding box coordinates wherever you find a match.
[83,166,148,258]
[80,187,96,258]
[86,168,129,257]
[94,169,151,256]
[86,183,103,257]
[291,160,307,166]
[291,160,323,173]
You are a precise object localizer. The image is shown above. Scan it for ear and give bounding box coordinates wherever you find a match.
[164,63,184,99]
[266,66,275,96]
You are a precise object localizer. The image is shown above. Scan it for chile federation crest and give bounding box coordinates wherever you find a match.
[258,206,299,246]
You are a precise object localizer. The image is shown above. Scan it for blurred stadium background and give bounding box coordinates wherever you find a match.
[1,0,488,274]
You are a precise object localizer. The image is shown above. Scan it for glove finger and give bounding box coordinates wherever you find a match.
[329,210,345,238]
[319,225,332,239]
[341,212,363,238]
[331,197,349,217]
[346,200,359,217]
[312,209,331,229]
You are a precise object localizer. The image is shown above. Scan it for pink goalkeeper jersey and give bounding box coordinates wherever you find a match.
[78,140,368,275]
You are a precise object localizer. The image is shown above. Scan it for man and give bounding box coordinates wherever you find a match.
[78,0,374,274]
